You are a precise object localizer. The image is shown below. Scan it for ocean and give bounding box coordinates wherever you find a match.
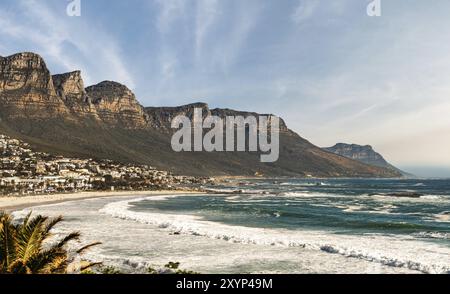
[14,178,450,274]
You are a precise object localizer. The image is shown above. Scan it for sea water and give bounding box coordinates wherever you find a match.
[14,178,450,274]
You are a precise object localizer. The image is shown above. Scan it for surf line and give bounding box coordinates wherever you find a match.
[171,107,280,163]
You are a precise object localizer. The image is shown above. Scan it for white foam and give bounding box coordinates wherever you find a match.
[420,195,444,200]
[434,213,450,222]
[278,191,327,198]
[413,232,450,240]
[370,194,448,203]
[279,182,330,187]
[205,188,270,195]
[100,196,450,274]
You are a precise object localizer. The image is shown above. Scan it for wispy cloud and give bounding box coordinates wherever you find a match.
[155,0,187,33]
[209,1,263,73]
[160,52,178,83]
[291,0,319,25]
[0,7,83,79]
[0,0,135,88]
[194,0,220,60]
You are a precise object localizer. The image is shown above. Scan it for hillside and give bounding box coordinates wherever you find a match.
[324,143,410,177]
[0,52,401,177]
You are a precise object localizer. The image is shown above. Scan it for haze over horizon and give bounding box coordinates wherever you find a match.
[1,0,450,177]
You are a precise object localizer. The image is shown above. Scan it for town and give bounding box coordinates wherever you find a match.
[0,134,214,196]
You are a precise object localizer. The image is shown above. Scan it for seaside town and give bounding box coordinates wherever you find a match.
[0,134,214,196]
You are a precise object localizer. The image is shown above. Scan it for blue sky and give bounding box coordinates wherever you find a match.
[1,0,450,176]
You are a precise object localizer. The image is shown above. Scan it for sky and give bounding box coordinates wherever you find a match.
[1,0,450,177]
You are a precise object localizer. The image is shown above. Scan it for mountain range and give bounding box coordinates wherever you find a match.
[0,52,401,177]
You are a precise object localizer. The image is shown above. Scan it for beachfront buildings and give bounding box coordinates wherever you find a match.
[0,134,211,196]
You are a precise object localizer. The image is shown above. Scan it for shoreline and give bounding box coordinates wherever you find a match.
[0,189,203,213]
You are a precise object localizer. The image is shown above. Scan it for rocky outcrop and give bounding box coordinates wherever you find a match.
[324,143,388,166]
[145,102,209,130]
[52,71,98,116]
[0,53,148,127]
[86,81,148,128]
[323,143,409,176]
[53,71,87,103]
[0,52,67,118]
[145,102,290,133]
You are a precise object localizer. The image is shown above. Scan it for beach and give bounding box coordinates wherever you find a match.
[8,193,418,274]
[0,190,200,212]
[3,178,450,274]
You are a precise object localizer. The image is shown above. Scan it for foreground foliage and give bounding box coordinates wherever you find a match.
[0,211,100,274]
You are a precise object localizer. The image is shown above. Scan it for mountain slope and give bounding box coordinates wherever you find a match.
[323,143,410,177]
[0,52,401,177]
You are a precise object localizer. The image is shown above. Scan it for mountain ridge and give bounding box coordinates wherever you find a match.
[323,143,411,177]
[0,52,401,177]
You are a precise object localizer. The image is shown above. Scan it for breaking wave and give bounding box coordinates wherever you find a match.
[100,196,450,274]
[413,231,450,240]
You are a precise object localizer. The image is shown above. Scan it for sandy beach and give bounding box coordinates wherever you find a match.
[0,190,200,212]
[8,187,427,274]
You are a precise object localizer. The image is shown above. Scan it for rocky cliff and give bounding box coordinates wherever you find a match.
[0,52,401,177]
[145,102,289,133]
[86,81,148,128]
[0,52,67,118]
[51,72,148,127]
[52,70,98,117]
[323,143,409,177]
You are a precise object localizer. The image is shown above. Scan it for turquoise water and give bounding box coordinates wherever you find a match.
[16,178,450,273]
[131,179,450,243]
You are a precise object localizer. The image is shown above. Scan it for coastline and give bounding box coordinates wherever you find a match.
[4,178,449,274]
[0,189,202,213]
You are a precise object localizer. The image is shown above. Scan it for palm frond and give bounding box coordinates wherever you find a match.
[16,215,48,261]
[56,232,81,249]
[25,247,66,274]
[8,260,31,274]
[22,211,33,228]
[0,213,17,271]
[0,212,101,274]
[42,216,64,239]
[79,261,103,272]
[43,255,69,274]
[76,242,102,255]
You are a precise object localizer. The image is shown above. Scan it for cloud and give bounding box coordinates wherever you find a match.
[209,1,263,73]
[160,52,178,83]
[195,0,220,60]
[291,0,319,25]
[155,0,187,33]
[149,0,263,100]
[0,0,135,88]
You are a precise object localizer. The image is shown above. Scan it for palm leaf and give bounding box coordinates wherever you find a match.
[76,242,102,255]
[42,216,64,237]
[0,212,17,271]
[0,212,101,274]
[56,232,81,249]
[8,259,31,274]
[25,247,66,274]
[16,215,48,261]
[79,261,103,272]
[43,255,69,274]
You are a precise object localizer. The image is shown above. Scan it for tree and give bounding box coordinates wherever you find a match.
[0,211,101,274]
